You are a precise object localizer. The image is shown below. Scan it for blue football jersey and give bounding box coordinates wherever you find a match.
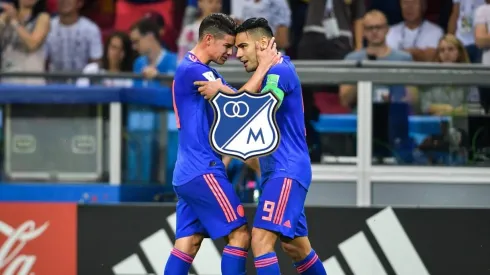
[259,56,312,189]
[172,52,235,186]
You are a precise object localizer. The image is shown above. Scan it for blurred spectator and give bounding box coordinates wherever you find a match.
[234,0,291,50]
[420,34,472,116]
[183,0,199,27]
[45,0,103,73]
[474,0,490,113]
[297,0,367,161]
[299,0,366,60]
[448,0,485,63]
[289,0,309,58]
[0,0,50,84]
[436,0,454,32]
[130,18,177,88]
[416,36,473,165]
[114,0,182,52]
[143,11,166,45]
[386,0,443,61]
[76,31,135,87]
[178,0,222,62]
[127,18,177,185]
[340,10,415,109]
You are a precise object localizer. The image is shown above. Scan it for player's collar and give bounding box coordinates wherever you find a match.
[188,51,205,64]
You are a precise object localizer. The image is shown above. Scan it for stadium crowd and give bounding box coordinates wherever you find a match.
[0,0,490,167]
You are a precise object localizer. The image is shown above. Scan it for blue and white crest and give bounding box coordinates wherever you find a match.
[209,91,281,160]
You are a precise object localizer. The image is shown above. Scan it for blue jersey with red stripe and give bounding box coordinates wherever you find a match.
[172,52,236,186]
[259,56,312,189]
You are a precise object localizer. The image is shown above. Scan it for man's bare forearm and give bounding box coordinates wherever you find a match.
[218,85,237,94]
[239,65,270,93]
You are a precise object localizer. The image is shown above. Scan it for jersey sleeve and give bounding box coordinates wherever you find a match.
[223,79,238,92]
[260,64,290,105]
[184,63,237,93]
[181,63,223,93]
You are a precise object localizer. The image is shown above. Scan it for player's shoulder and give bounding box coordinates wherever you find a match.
[176,55,214,82]
[268,56,296,80]
[269,56,293,74]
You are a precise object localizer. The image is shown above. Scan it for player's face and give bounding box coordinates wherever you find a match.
[235,32,259,72]
[209,34,235,65]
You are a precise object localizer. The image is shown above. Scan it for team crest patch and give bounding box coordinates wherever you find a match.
[209,91,281,161]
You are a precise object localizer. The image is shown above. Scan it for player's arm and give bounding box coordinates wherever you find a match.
[209,60,272,96]
[195,38,281,97]
[195,60,275,98]
[259,66,289,107]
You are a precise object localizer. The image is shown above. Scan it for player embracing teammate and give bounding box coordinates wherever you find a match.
[166,12,327,275]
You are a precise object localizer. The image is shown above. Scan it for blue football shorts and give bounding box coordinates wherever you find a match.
[173,173,247,240]
[253,177,308,239]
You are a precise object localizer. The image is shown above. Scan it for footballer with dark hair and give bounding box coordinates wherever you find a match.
[164,13,279,275]
[198,17,329,275]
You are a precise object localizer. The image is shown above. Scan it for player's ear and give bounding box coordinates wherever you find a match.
[259,37,268,50]
[204,33,213,46]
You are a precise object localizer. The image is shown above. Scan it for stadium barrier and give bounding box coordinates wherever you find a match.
[0,202,488,275]
[1,61,490,207]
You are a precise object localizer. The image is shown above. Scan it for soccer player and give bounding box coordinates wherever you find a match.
[165,13,280,275]
[196,17,328,275]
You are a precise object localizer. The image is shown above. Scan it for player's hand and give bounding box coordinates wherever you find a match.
[256,37,281,70]
[194,78,223,100]
[142,66,158,79]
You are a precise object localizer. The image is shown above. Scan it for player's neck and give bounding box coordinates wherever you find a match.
[190,45,211,64]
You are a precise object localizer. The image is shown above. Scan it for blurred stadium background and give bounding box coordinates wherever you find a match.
[0,0,489,274]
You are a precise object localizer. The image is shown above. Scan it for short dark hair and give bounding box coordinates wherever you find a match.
[130,18,160,39]
[198,13,237,40]
[236,17,273,38]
